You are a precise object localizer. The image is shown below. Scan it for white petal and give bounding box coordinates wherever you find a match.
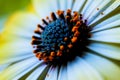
[81,0,93,14]
[45,66,59,80]
[26,63,47,80]
[83,53,120,80]
[49,0,59,12]
[0,39,33,64]
[91,14,120,31]
[67,0,73,9]
[0,57,38,80]
[90,27,120,43]
[12,60,42,80]
[4,12,40,39]
[32,0,51,18]
[0,64,10,73]
[58,65,68,80]
[87,0,111,24]
[72,0,86,12]
[87,42,120,60]
[59,0,67,11]
[67,57,103,80]
[92,19,120,32]
[90,0,120,25]
[83,0,103,20]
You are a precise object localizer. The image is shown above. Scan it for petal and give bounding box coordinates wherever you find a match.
[12,60,42,80]
[91,14,120,32]
[0,39,33,64]
[81,0,93,14]
[82,0,103,20]
[87,0,111,24]
[59,0,67,11]
[67,0,73,9]
[83,53,120,80]
[89,27,120,43]
[0,57,38,80]
[0,64,10,73]
[32,0,57,18]
[72,0,86,12]
[49,0,59,11]
[90,0,120,25]
[2,12,40,39]
[58,65,68,80]
[87,42,120,60]
[67,57,103,80]
[45,66,59,80]
[26,63,48,80]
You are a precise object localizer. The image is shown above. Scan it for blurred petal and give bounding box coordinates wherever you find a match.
[67,0,73,9]
[67,57,103,80]
[12,60,42,80]
[87,0,111,24]
[45,66,59,80]
[26,63,48,80]
[72,0,86,12]
[90,0,120,25]
[32,0,55,18]
[58,65,68,80]
[83,0,103,20]
[3,12,40,39]
[89,27,120,43]
[81,0,92,14]
[92,14,120,32]
[0,57,38,80]
[59,0,67,11]
[87,42,120,60]
[83,53,120,80]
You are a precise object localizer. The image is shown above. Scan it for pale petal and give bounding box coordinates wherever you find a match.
[87,42,120,60]
[67,57,103,80]
[87,0,111,24]
[92,19,120,32]
[81,0,93,14]
[26,63,47,80]
[3,12,40,39]
[83,0,103,20]
[12,61,42,80]
[91,14,120,32]
[59,0,67,11]
[58,65,68,80]
[72,0,86,12]
[67,0,73,9]
[0,57,38,80]
[45,66,59,80]
[32,0,54,18]
[90,0,120,25]
[0,64,10,73]
[0,39,33,64]
[83,53,120,80]
[89,27,120,43]
[49,0,59,12]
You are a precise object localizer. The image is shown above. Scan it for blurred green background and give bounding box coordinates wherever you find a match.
[0,0,30,32]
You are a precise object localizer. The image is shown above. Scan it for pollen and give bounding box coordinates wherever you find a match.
[31,9,91,64]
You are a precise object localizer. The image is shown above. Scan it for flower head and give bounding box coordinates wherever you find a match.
[0,0,120,80]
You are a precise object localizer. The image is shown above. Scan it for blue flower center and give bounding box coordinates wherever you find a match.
[31,9,91,64]
[41,19,71,52]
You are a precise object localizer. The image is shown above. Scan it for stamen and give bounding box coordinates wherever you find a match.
[51,12,57,21]
[42,19,48,25]
[37,24,45,30]
[32,9,91,64]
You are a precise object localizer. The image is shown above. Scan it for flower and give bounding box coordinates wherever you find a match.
[0,0,120,80]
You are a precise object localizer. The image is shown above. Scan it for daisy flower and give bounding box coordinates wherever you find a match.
[0,0,120,80]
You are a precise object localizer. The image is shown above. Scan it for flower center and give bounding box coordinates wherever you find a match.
[31,9,91,64]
